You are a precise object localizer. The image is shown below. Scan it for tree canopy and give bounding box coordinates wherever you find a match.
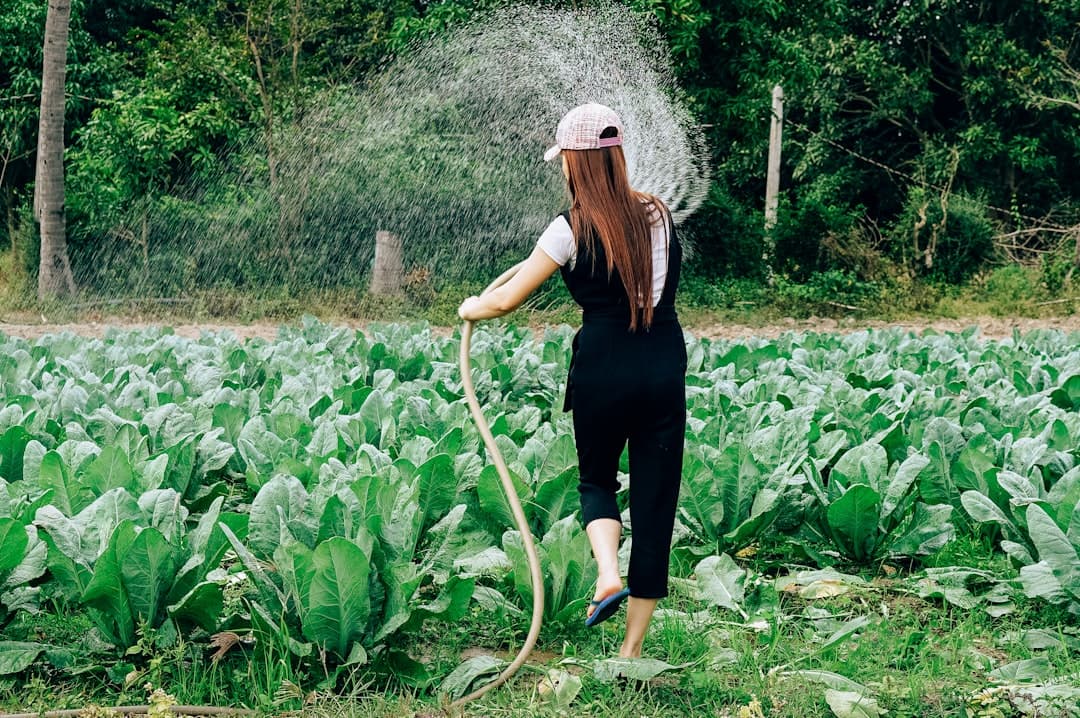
[3,0,1079,296]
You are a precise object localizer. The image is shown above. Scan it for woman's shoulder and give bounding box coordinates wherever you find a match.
[537,213,576,267]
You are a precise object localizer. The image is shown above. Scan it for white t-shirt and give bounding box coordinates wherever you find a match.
[536,211,671,307]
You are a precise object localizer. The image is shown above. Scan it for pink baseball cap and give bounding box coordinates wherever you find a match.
[543,103,625,162]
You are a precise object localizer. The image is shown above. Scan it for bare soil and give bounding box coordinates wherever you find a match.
[3,314,1080,341]
[692,315,1080,340]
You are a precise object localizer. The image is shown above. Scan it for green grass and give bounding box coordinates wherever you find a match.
[4,544,1076,717]
[369,570,1060,716]
[286,573,1079,718]
[4,248,1080,330]
[0,248,32,311]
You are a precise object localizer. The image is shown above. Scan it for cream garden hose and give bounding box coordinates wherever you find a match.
[450,261,545,712]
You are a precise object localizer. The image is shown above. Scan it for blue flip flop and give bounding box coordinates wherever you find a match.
[585,588,630,627]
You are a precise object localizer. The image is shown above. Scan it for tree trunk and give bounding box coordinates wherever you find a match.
[35,0,76,299]
[4,184,15,255]
[1,151,14,253]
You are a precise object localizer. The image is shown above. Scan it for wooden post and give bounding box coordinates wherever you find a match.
[763,84,784,280]
[370,230,403,295]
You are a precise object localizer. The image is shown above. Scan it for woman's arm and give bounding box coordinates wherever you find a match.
[458,245,561,320]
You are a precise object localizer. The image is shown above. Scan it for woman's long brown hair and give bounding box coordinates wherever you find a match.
[563,137,667,331]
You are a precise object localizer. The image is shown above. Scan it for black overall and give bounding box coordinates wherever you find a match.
[559,209,687,600]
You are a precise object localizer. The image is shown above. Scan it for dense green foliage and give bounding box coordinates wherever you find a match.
[0,320,1079,710]
[2,0,1079,298]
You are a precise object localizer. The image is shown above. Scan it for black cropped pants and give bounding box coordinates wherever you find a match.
[567,319,687,599]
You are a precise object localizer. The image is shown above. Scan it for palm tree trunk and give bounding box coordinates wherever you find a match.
[35,0,76,299]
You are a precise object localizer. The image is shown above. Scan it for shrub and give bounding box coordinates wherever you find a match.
[678,273,768,310]
[1040,230,1080,295]
[979,264,1042,305]
[684,183,766,280]
[772,269,886,316]
[889,190,996,284]
[818,216,892,282]
[771,187,866,281]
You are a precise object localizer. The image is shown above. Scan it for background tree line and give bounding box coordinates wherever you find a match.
[2,0,1079,305]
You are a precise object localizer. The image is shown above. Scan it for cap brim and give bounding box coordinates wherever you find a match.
[543,145,561,162]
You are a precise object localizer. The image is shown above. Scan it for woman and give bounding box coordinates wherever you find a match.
[458,103,686,660]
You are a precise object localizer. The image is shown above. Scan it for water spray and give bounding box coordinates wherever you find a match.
[77,2,709,301]
[451,261,544,712]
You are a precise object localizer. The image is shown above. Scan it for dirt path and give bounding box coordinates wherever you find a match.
[693,315,1080,340]
[4,314,1080,341]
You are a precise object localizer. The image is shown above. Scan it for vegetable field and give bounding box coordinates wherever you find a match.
[0,320,1077,716]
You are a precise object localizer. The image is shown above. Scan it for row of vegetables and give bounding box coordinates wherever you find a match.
[0,319,1077,690]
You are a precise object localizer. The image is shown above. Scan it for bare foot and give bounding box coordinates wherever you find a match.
[586,573,625,619]
[619,595,658,657]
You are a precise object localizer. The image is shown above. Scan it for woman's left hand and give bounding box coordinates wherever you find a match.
[458,296,482,320]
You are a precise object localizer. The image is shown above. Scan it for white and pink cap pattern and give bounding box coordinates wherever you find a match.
[543,103,625,162]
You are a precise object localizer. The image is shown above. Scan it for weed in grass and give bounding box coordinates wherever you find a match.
[4,602,95,645]
[300,694,421,717]
[924,533,1003,570]
[0,249,32,310]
